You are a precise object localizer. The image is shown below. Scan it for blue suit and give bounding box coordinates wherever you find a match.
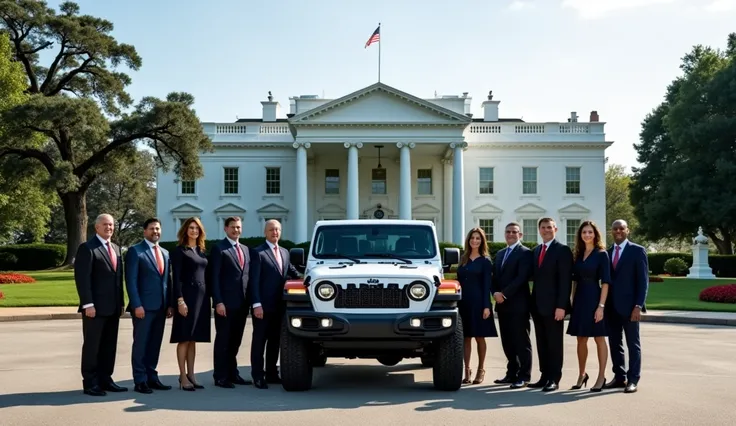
[125,240,172,385]
[606,240,649,385]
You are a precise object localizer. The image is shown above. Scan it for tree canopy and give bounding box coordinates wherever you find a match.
[605,163,638,243]
[630,33,736,254]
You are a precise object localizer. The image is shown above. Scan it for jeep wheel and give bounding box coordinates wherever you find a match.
[280,319,313,391]
[376,356,402,366]
[432,317,464,391]
[420,354,434,368]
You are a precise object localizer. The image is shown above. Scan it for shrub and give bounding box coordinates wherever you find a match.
[699,284,736,304]
[649,276,664,282]
[0,244,66,271]
[0,273,36,284]
[663,257,688,276]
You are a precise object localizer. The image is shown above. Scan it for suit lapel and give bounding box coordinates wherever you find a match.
[95,238,115,271]
[501,245,516,270]
[142,242,159,274]
[223,240,241,269]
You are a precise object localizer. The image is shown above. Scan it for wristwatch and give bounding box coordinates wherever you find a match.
[634,305,642,309]
[598,303,605,308]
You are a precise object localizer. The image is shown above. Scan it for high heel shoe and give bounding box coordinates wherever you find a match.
[187,374,204,389]
[591,378,606,392]
[571,373,589,390]
[473,369,486,384]
[178,377,195,391]
[462,368,472,384]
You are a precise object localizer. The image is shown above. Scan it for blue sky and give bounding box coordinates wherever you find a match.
[45,0,736,171]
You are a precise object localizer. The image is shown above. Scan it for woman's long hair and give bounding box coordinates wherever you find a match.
[177,217,207,252]
[573,220,605,261]
[459,227,489,266]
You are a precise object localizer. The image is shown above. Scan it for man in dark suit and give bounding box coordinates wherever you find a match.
[73,213,127,396]
[528,217,573,392]
[250,219,301,389]
[124,218,174,394]
[210,216,260,388]
[604,219,649,394]
[492,222,534,389]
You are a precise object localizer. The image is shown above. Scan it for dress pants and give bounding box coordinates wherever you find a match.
[498,311,533,381]
[131,308,166,384]
[531,310,564,384]
[250,309,283,380]
[213,304,248,382]
[81,314,120,389]
[606,309,642,384]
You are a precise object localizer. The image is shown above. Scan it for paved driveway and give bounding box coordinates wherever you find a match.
[0,319,733,425]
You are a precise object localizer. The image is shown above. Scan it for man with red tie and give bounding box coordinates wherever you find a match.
[528,217,573,392]
[250,219,301,389]
[125,218,174,394]
[210,216,260,388]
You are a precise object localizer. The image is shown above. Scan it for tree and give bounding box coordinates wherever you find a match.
[604,163,638,242]
[0,1,212,264]
[630,33,736,254]
[0,31,56,242]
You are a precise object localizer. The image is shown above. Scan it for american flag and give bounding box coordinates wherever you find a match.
[365,25,380,48]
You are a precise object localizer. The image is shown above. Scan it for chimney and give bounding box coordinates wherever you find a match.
[261,100,280,122]
[589,110,599,122]
[481,90,499,122]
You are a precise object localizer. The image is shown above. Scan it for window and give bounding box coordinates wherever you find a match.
[417,169,432,195]
[566,219,581,246]
[312,223,436,259]
[479,167,494,194]
[181,180,195,194]
[566,167,581,194]
[266,167,280,194]
[325,169,339,194]
[479,219,494,241]
[223,167,238,194]
[522,167,537,194]
[523,219,538,242]
[372,168,386,194]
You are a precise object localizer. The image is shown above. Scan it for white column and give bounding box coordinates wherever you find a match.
[293,141,310,243]
[397,142,415,220]
[451,141,467,245]
[345,142,362,219]
[442,159,453,242]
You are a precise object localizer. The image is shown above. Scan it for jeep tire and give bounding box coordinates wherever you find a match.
[420,354,434,368]
[280,319,313,391]
[376,356,402,366]
[431,317,464,391]
[310,351,327,367]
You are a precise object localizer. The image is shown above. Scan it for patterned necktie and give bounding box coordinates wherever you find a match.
[613,245,621,269]
[107,242,117,271]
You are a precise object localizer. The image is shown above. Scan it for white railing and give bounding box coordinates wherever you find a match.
[259,124,290,134]
[215,125,248,134]
[468,122,601,134]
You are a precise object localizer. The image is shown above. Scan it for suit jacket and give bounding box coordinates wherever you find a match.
[209,238,259,310]
[492,243,533,314]
[253,242,301,313]
[607,241,649,317]
[124,240,172,312]
[531,239,573,317]
[73,235,124,316]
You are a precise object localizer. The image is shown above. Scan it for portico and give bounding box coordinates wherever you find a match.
[286,83,471,245]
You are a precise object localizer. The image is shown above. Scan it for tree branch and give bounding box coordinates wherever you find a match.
[39,36,69,93]
[0,148,56,175]
[47,56,95,96]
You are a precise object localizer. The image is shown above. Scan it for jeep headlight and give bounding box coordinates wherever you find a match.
[315,282,337,301]
[407,281,429,301]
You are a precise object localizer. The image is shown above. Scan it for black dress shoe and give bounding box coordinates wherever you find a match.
[134,383,153,394]
[83,385,106,396]
[527,378,547,388]
[542,381,559,392]
[624,383,638,393]
[102,381,128,392]
[147,379,172,390]
[231,375,252,385]
[253,378,269,389]
[214,379,235,389]
[494,376,515,384]
[603,379,627,389]
[510,380,529,389]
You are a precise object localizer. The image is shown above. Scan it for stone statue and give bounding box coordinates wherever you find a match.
[268,91,273,102]
[693,226,709,245]
[687,226,715,279]
[487,90,493,100]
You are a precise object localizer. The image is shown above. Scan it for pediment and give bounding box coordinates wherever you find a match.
[412,203,441,214]
[213,202,246,214]
[471,203,503,214]
[257,202,289,214]
[170,202,203,214]
[317,203,346,214]
[515,202,546,214]
[289,83,472,125]
[558,203,590,214]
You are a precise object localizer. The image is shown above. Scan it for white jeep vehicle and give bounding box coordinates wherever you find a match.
[279,219,463,392]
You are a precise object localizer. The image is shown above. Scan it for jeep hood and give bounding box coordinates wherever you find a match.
[307,263,439,281]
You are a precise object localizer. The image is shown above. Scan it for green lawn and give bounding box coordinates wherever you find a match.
[1,271,735,312]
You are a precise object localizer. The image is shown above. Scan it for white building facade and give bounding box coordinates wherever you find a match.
[156,83,611,246]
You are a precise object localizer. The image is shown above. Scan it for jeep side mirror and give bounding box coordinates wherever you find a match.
[290,248,305,268]
[442,247,460,273]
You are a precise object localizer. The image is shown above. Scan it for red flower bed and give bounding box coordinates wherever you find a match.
[0,273,36,284]
[649,276,664,282]
[699,284,736,304]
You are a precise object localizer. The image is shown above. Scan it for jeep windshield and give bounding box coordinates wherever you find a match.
[311,224,437,261]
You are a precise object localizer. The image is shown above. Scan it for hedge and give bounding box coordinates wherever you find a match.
[646,253,736,277]
[0,244,66,271]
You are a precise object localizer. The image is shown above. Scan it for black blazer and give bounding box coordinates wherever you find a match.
[492,243,533,314]
[531,239,573,317]
[607,241,649,317]
[73,236,124,316]
[253,242,301,313]
[208,238,260,310]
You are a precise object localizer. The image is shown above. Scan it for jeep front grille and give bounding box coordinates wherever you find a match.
[334,283,410,309]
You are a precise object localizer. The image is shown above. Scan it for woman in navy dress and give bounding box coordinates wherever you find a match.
[456,227,497,385]
[566,220,611,392]
[170,217,211,391]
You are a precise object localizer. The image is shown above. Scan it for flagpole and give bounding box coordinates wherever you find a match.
[378,22,381,82]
